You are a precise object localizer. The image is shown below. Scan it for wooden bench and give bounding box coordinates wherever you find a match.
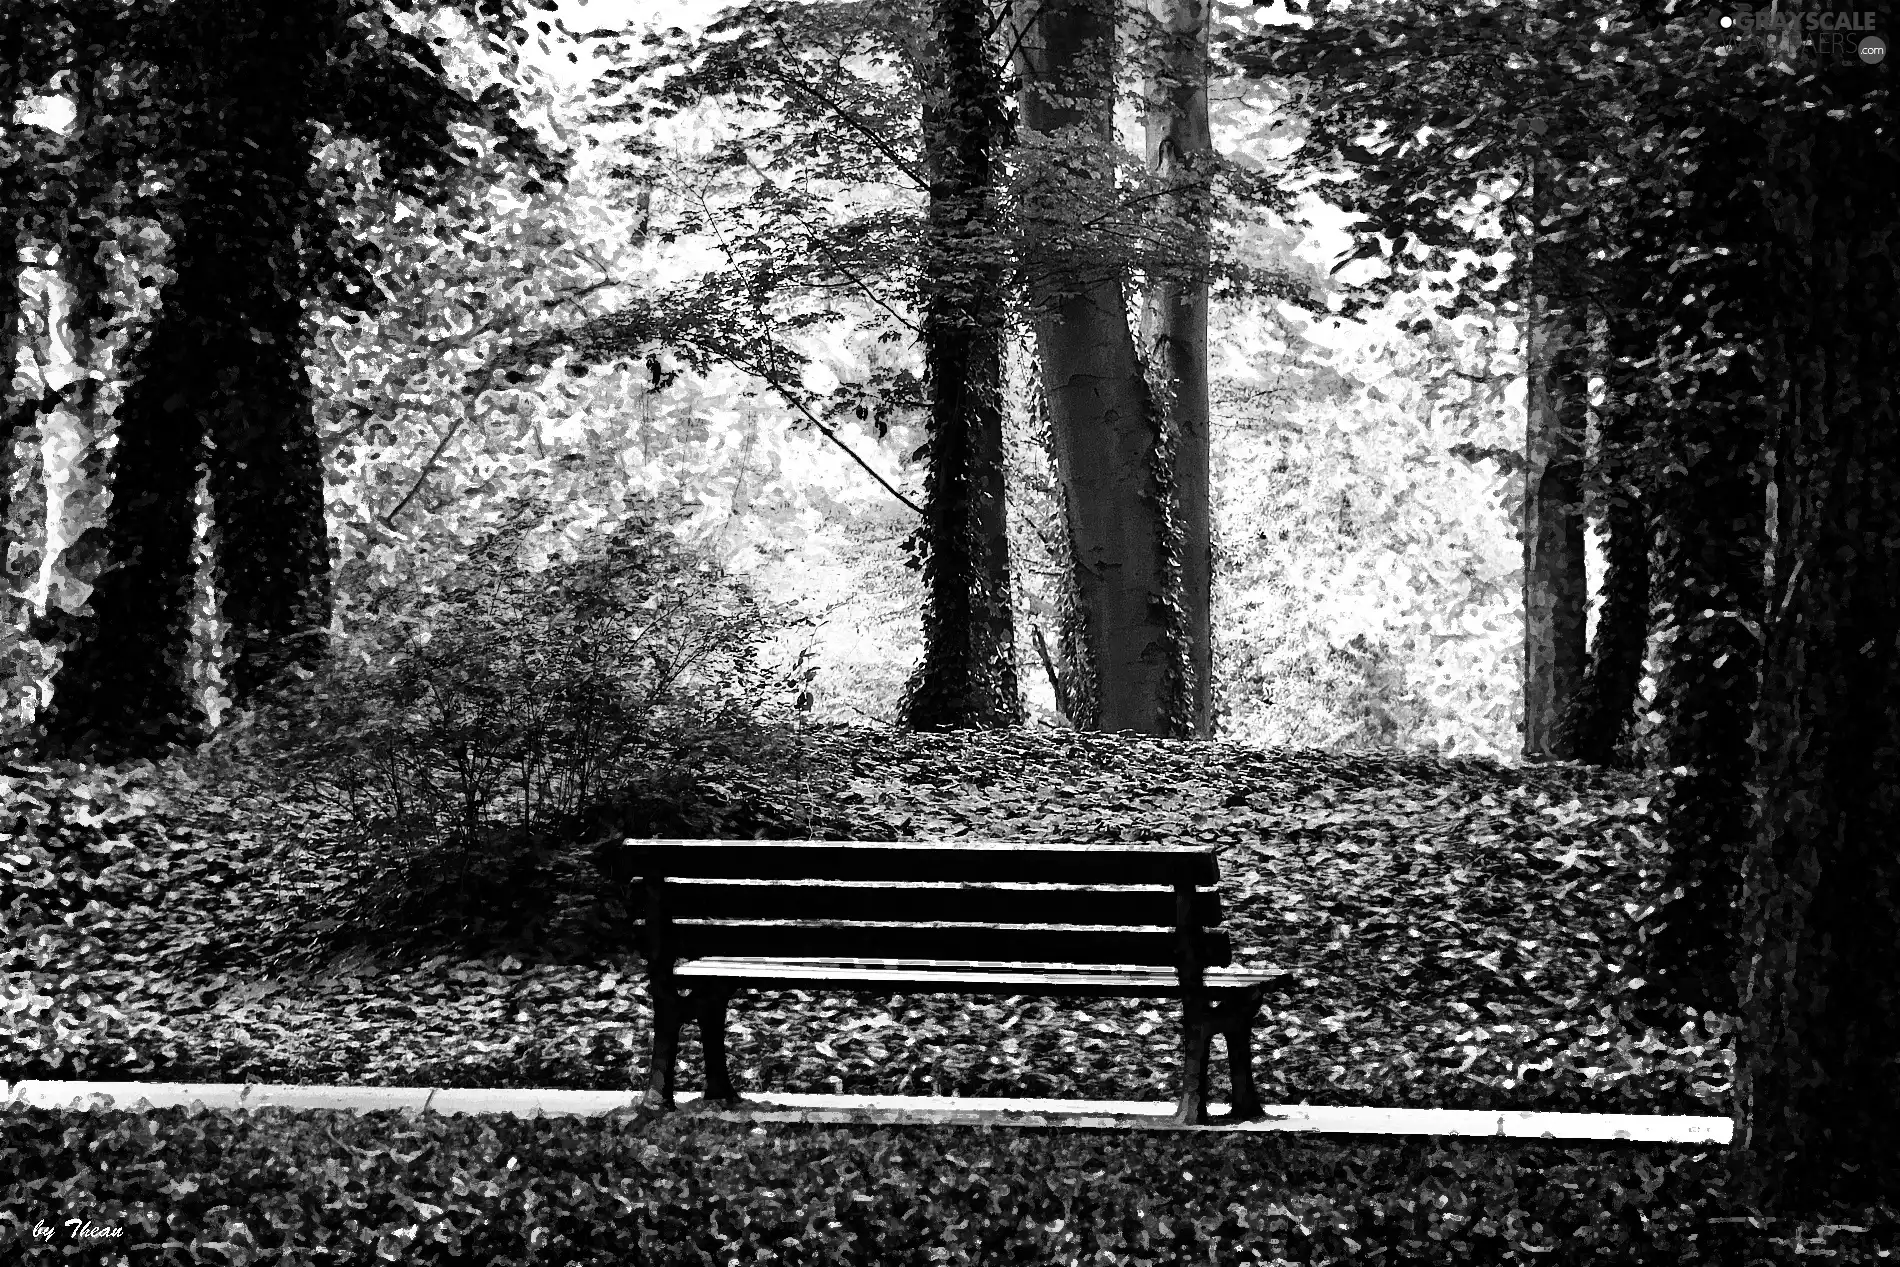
[608,839,1276,1124]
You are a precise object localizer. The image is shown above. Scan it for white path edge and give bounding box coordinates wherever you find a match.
[1,1082,1733,1143]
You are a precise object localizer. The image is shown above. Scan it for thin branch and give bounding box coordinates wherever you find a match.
[1000,0,1049,76]
[763,64,927,188]
[1032,624,1069,720]
[981,0,1020,42]
[380,413,473,528]
[686,183,922,516]
[379,368,526,528]
[723,341,923,517]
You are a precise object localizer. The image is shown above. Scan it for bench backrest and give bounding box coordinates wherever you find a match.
[612,840,1232,969]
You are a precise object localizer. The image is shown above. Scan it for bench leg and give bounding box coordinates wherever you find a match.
[1219,989,1265,1120]
[644,982,683,1110]
[1223,1023,1262,1120]
[1175,995,1216,1126]
[694,986,739,1104]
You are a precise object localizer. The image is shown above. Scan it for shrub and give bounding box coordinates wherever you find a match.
[265,495,802,946]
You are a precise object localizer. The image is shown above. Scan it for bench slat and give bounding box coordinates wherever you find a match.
[673,956,1282,998]
[612,840,1220,887]
[653,881,1221,928]
[662,923,1232,967]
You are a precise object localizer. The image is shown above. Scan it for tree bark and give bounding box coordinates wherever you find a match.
[38,257,209,757]
[1139,0,1213,740]
[1731,96,1900,1214]
[1636,114,1771,1020]
[899,0,1021,731]
[198,6,332,704]
[1553,298,1654,767]
[1013,0,1178,735]
[34,55,214,757]
[1521,157,1589,760]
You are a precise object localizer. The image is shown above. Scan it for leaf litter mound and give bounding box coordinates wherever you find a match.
[2,725,1733,1117]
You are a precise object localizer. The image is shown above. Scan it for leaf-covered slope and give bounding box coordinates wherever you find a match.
[3,726,1730,1115]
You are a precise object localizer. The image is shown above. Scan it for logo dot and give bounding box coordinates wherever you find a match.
[1862,34,1888,63]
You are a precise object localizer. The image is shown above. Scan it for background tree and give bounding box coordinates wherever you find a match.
[1550,269,1655,766]
[1139,0,1215,739]
[899,0,1023,730]
[1236,0,1644,763]
[30,0,560,757]
[1012,0,1183,735]
[1519,153,1589,761]
[595,2,1031,731]
[605,2,1315,739]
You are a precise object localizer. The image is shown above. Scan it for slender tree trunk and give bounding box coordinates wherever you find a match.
[899,0,1021,731]
[1732,96,1900,1214]
[1522,158,1589,760]
[1554,298,1654,766]
[1013,0,1179,735]
[1139,0,1213,739]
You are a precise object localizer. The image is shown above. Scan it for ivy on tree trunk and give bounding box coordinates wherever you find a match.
[899,0,1022,732]
[1139,0,1214,740]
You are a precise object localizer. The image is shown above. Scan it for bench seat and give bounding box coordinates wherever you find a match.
[675,956,1283,998]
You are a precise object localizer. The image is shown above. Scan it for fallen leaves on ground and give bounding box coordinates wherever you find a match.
[2,725,1732,1117]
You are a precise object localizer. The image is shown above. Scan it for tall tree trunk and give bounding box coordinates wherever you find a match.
[1139,0,1213,740]
[1013,0,1181,736]
[1732,92,1900,1215]
[1521,158,1589,760]
[1636,115,1771,1019]
[40,6,335,752]
[34,60,209,759]
[1554,296,1654,766]
[899,0,1021,731]
[38,250,210,757]
[200,7,331,704]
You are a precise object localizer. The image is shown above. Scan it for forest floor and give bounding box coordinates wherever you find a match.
[3,723,1735,1117]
